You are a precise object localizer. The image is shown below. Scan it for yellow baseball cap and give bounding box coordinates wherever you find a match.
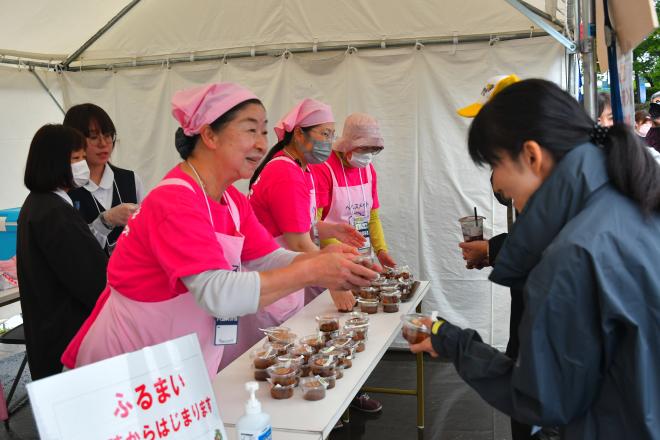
[456,74,521,118]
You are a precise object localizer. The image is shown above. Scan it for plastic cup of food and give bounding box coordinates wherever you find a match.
[287,343,315,363]
[251,347,278,370]
[263,326,293,342]
[300,376,328,401]
[269,382,295,399]
[253,367,269,381]
[316,313,341,332]
[300,334,325,353]
[266,363,299,386]
[309,354,338,377]
[401,314,432,344]
[357,298,379,314]
[459,215,485,242]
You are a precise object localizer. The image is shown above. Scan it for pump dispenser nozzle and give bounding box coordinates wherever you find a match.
[245,381,261,415]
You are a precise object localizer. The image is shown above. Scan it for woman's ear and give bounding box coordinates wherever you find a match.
[521,140,555,178]
[198,124,218,150]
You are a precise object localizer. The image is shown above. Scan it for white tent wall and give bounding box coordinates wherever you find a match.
[60,36,564,348]
[0,66,64,209]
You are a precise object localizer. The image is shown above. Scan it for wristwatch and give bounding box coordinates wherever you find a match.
[99,212,113,229]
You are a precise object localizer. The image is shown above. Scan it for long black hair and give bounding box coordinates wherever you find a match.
[174,98,263,159]
[468,79,660,214]
[249,126,313,189]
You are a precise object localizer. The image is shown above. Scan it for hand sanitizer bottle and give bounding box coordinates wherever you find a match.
[236,381,272,440]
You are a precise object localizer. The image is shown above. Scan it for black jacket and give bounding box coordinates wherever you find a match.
[16,192,107,379]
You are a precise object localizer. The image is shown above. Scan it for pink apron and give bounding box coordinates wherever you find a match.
[75,178,244,378]
[219,156,312,369]
[323,161,374,254]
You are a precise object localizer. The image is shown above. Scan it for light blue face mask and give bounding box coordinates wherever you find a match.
[299,135,332,164]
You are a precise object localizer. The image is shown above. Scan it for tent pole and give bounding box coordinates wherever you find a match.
[579,0,598,119]
[29,67,65,115]
[566,0,581,99]
[62,0,142,69]
[503,0,576,52]
[56,30,552,72]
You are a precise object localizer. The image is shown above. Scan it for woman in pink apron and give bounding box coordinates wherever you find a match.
[221,100,363,369]
[313,113,397,268]
[62,83,378,378]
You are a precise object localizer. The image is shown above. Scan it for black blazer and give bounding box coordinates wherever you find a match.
[16,192,107,379]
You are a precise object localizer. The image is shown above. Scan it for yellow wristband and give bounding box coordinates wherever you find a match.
[431,320,445,335]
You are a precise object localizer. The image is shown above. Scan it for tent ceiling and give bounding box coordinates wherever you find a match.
[1,0,568,65]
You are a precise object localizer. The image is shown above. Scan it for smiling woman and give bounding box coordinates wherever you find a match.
[61,82,379,378]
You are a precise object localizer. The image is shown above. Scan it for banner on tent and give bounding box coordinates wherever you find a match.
[27,334,228,440]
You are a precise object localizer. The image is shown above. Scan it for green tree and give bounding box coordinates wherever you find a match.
[633,0,660,100]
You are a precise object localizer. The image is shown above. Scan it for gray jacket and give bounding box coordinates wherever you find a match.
[432,143,660,439]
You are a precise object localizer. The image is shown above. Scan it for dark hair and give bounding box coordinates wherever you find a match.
[597,92,611,118]
[174,99,262,160]
[248,126,313,189]
[468,79,660,214]
[24,124,85,192]
[63,103,116,138]
[635,110,650,124]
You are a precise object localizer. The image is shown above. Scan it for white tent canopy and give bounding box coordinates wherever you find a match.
[0,1,574,351]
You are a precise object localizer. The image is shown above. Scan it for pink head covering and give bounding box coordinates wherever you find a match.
[171,82,260,136]
[274,98,334,141]
[333,113,385,153]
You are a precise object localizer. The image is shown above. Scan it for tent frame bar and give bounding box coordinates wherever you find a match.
[62,0,142,69]
[46,30,550,72]
[28,66,64,114]
[504,0,577,52]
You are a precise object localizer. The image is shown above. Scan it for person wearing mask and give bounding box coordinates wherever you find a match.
[17,125,107,379]
[62,83,377,378]
[63,104,144,256]
[645,101,660,153]
[634,110,652,138]
[312,113,396,269]
[409,79,660,439]
[597,92,613,127]
[651,90,660,104]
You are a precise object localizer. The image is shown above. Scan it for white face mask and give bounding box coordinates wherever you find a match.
[638,122,652,137]
[71,160,90,188]
[347,151,374,168]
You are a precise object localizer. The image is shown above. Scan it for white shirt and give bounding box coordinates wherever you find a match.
[86,164,146,249]
[647,146,660,165]
[52,189,73,206]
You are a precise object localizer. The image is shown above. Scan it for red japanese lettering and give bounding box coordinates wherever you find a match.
[135,384,153,410]
[125,431,140,440]
[154,377,171,404]
[199,400,208,418]
[113,392,134,418]
[169,413,181,432]
[169,375,181,396]
[205,397,212,413]
[156,417,170,438]
[191,402,200,420]
[181,408,192,427]
[142,425,155,440]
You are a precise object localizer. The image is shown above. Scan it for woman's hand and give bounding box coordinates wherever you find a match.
[318,221,366,248]
[321,242,359,256]
[330,289,356,312]
[308,253,378,291]
[407,317,438,357]
[458,240,489,269]
[376,250,396,268]
[103,203,139,227]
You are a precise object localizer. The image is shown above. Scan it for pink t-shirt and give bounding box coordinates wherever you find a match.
[109,165,279,301]
[249,151,315,237]
[311,151,380,220]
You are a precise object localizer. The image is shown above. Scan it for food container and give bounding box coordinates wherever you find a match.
[357,298,379,314]
[381,290,401,313]
[354,340,366,353]
[335,365,345,380]
[344,311,369,327]
[324,374,337,389]
[253,368,269,381]
[319,347,352,369]
[288,343,315,363]
[269,383,295,399]
[344,322,369,341]
[277,353,305,371]
[300,362,312,377]
[300,376,328,401]
[251,347,278,370]
[316,314,340,332]
[300,334,325,353]
[401,314,432,344]
[396,265,413,280]
[309,354,337,377]
[266,363,298,386]
[266,340,293,356]
[263,326,294,342]
[370,276,388,289]
[399,279,415,302]
[357,286,379,300]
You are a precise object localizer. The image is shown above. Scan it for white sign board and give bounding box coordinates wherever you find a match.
[27,334,228,440]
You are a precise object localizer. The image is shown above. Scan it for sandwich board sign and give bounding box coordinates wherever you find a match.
[27,334,228,440]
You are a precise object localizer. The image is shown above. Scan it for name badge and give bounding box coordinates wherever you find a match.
[351,215,371,254]
[214,317,239,345]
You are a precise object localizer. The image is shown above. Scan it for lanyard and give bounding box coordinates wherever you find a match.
[281,150,318,222]
[90,179,124,248]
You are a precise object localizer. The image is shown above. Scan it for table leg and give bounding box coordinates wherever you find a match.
[416,302,424,431]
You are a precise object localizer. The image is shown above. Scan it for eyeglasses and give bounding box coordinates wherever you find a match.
[353,146,383,155]
[87,132,117,145]
[309,128,336,142]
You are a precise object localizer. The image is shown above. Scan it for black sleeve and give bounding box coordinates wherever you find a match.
[488,233,508,264]
[431,244,604,427]
[34,203,107,308]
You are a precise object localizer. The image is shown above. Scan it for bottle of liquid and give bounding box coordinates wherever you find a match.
[236,381,272,440]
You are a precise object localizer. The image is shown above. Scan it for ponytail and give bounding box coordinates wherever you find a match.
[175,127,197,159]
[602,124,660,214]
[249,131,292,189]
